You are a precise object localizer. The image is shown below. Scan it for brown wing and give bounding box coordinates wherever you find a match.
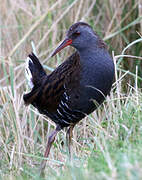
[24,51,81,113]
[40,51,81,112]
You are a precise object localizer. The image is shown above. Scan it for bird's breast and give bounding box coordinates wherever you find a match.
[68,51,114,113]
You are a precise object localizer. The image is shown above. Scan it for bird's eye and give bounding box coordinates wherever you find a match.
[73,31,81,36]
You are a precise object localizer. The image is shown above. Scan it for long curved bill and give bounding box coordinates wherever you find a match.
[51,38,72,57]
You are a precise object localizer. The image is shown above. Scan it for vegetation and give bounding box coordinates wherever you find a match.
[0,0,142,179]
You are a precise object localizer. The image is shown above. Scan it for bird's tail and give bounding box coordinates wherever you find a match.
[23,53,46,105]
[25,52,46,88]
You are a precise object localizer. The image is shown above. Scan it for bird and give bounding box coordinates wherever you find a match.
[23,22,114,173]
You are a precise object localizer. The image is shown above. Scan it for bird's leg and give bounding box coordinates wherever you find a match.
[66,124,75,159]
[39,125,61,176]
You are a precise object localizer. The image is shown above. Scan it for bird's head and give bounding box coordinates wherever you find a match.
[51,22,99,57]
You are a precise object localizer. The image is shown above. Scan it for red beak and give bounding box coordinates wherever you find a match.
[51,38,72,57]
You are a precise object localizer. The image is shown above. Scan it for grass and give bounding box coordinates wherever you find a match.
[0,0,142,179]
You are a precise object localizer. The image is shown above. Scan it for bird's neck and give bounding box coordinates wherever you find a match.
[77,46,113,72]
[77,37,107,61]
[78,46,100,64]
